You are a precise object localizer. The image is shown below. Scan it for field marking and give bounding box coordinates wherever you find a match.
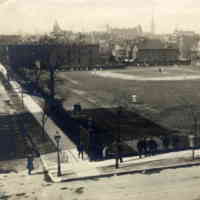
[94,71,200,81]
[68,78,79,85]
[63,76,79,85]
[71,89,86,95]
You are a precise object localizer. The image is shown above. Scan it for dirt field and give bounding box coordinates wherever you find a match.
[94,66,200,80]
[114,66,200,77]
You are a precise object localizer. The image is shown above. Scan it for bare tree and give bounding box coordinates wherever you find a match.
[41,99,49,141]
[33,60,43,88]
[49,49,57,100]
[111,88,132,168]
[48,46,66,99]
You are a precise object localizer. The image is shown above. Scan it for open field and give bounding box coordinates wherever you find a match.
[56,65,200,133]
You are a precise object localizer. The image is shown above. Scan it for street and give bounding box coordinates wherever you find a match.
[1,165,200,200]
[36,165,200,200]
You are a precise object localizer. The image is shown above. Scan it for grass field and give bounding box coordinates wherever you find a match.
[56,65,200,134]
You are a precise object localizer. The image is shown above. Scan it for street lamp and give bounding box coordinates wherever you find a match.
[115,106,123,169]
[88,116,94,161]
[54,132,62,176]
[189,134,195,160]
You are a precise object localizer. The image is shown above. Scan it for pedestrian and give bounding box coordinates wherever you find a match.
[77,143,84,160]
[102,146,108,158]
[118,143,123,163]
[162,136,170,151]
[27,154,34,175]
[137,138,147,158]
[147,139,158,156]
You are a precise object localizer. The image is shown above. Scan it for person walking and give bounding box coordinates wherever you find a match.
[118,142,123,163]
[137,138,147,158]
[27,154,34,175]
[77,143,84,160]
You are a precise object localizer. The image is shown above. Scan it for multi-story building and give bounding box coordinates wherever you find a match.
[134,39,179,65]
[6,43,100,69]
[172,30,200,61]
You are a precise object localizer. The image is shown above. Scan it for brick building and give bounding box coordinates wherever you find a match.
[3,43,100,69]
[134,39,179,65]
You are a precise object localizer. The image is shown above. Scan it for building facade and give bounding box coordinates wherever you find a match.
[134,39,179,65]
[4,43,100,70]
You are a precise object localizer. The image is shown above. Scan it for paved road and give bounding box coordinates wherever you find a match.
[2,162,200,200]
[39,165,200,200]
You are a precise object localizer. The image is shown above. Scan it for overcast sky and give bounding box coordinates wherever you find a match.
[0,0,199,34]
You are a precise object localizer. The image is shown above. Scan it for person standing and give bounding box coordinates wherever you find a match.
[27,154,34,175]
[78,143,84,160]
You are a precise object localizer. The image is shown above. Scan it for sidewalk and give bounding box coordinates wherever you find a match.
[47,149,200,183]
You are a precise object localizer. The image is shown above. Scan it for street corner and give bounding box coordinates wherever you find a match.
[48,168,78,183]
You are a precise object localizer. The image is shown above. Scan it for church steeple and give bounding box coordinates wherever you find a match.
[52,20,62,33]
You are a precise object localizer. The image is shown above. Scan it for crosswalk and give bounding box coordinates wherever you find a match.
[43,148,89,166]
[40,148,91,176]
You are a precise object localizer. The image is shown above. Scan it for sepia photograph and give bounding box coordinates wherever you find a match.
[1,0,200,199]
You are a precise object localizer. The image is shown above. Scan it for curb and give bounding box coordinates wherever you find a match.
[39,156,59,183]
[40,155,66,183]
[59,161,200,183]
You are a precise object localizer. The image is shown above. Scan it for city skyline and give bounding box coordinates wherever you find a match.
[0,0,199,34]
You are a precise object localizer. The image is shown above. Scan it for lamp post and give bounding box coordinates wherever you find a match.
[189,134,195,160]
[54,132,62,176]
[88,116,94,161]
[115,106,123,169]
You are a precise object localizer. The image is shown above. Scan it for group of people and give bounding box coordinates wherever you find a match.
[77,139,159,161]
[137,138,158,158]
[26,139,159,175]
